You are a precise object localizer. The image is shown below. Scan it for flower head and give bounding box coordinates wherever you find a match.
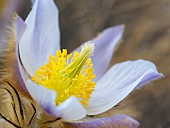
[32,42,96,107]
[16,0,163,126]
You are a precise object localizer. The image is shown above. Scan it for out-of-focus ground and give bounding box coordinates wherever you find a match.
[16,0,170,128]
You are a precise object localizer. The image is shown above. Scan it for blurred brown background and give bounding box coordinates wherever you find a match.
[17,0,170,128]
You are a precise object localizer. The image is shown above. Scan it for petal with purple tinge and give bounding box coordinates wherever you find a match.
[16,16,27,43]
[92,25,124,81]
[26,80,86,120]
[16,16,29,90]
[19,0,60,76]
[26,80,56,111]
[87,59,163,115]
[64,114,139,128]
[50,97,87,120]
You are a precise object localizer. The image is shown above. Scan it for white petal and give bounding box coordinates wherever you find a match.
[16,16,27,44]
[91,25,124,81]
[73,25,124,82]
[19,0,60,76]
[16,16,30,91]
[87,59,163,115]
[26,80,56,110]
[26,80,86,120]
[51,97,87,120]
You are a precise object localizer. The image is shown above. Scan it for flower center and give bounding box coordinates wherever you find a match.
[32,42,96,107]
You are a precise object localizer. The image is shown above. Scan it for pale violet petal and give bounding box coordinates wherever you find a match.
[73,25,124,81]
[19,0,60,76]
[50,97,87,120]
[92,25,124,81]
[16,16,27,43]
[87,59,163,115]
[16,16,29,90]
[26,80,86,120]
[26,80,56,110]
[65,114,139,128]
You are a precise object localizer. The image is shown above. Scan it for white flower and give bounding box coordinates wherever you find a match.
[16,0,163,121]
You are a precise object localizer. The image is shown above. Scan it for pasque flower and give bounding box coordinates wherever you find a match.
[16,0,163,126]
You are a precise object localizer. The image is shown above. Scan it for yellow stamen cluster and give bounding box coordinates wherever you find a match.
[32,42,96,107]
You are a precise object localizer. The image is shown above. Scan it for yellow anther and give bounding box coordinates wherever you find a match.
[86,58,92,66]
[32,42,96,107]
[63,49,67,55]
[56,50,61,58]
